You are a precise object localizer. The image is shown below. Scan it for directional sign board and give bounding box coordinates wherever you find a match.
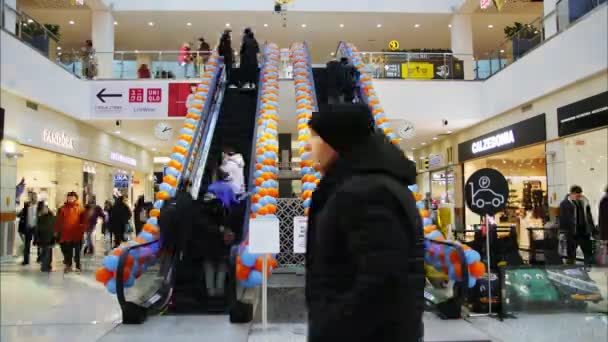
[465,168,509,216]
[91,82,168,118]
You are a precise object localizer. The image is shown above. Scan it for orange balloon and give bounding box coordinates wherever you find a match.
[172,145,188,156]
[143,224,159,234]
[420,209,430,218]
[263,159,276,166]
[149,209,160,218]
[178,134,193,143]
[95,267,114,285]
[121,266,132,282]
[156,191,170,200]
[254,256,273,276]
[304,208,310,216]
[135,237,147,244]
[469,262,486,278]
[302,190,313,200]
[250,213,257,219]
[257,207,268,216]
[268,188,279,198]
[168,160,183,171]
[236,263,251,280]
[112,249,123,256]
[255,178,264,187]
[266,204,277,215]
[376,117,388,125]
[314,179,320,186]
[256,164,263,170]
[252,194,261,203]
[186,113,201,121]
[453,263,463,279]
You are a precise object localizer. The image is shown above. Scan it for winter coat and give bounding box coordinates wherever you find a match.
[178,46,191,64]
[218,37,233,66]
[220,153,246,195]
[36,212,57,247]
[305,134,424,342]
[198,41,211,62]
[109,201,131,235]
[17,201,35,235]
[325,60,342,97]
[599,193,608,240]
[559,195,595,237]
[54,202,85,243]
[239,35,259,68]
[86,205,106,231]
[208,180,238,209]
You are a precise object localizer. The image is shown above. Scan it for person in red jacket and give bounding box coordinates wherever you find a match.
[54,191,85,273]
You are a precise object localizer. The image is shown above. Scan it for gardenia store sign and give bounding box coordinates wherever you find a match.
[42,129,75,150]
[471,130,515,154]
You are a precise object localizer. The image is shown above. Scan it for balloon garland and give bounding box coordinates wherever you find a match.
[95,51,223,293]
[234,43,281,288]
[408,184,486,288]
[290,42,321,217]
[339,43,400,146]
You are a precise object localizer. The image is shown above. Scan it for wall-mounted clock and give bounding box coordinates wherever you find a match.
[397,120,416,139]
[154,122,173,141]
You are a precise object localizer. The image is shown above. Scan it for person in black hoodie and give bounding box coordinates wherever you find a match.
[239,28,259,89]
[218,29,235,88]
[305,103,424,342]
[109,196,131,248]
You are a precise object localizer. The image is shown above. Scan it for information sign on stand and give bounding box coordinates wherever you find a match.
[293,216,307,254]
[248,218,280,330]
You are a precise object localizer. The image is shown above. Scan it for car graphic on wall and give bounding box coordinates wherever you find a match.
[469,176,505,208]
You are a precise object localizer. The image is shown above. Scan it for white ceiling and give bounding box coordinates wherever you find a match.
[20,8,542,62]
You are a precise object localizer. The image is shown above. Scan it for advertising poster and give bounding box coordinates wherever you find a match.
[168,83,199,117]
[91,82,168,118]
[401,62,435,79]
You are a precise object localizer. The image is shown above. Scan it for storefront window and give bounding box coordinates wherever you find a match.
[464,144,548,248]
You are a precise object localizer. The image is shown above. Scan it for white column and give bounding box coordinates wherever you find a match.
[0,139,18,258]
[543,0,559,39]
[91,10,115,79]
[450,14,475,80]
[2,0,17,34]
[546,140,566,222]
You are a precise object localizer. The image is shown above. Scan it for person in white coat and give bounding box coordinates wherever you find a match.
[220,147,245,196]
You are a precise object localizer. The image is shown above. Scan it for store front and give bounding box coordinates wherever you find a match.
[458,114,548,248]
[556,91,608,225]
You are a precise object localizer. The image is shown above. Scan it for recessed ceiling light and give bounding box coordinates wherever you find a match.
[488,24,494,28]
[448,24,452,28]
[148,22,154,26]
[56,46,62,50]
[414,24,420,28]
[186,22,192,26]
[446,130,453,134]
[68,20,75,25]
[134,50,139,53]
[114,130,121,134]
[376,24,382,28]
[114,21,118,25]
[301,24,307,28]
[225,23,230,27]
[432,137,438,140]
[500,49,505,53]
[421,142,427,145]
[339,24,344,28]
[27,19,33,23]
[330,52,335,56]
[263,23,268,27]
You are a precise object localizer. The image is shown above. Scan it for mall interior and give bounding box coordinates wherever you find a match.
[0,0,607,341]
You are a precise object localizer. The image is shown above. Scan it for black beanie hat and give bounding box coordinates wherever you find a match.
[308,103,373,154]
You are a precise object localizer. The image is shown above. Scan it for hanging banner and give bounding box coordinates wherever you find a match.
[91,82,168,118]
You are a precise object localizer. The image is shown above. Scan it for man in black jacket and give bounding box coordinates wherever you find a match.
[305,104,424,342]
[559,185,595,265]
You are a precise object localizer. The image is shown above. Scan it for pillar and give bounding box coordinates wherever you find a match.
[544,0,559,39]
[450,14,475,80]
[1,139,19,258]
[2,0,17,34]
[546,140,567,222]
[91,10,115,79]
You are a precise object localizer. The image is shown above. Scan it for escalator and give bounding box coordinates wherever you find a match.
[114,61,262,323]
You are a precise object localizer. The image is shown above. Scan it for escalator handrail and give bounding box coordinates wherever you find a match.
[180,58,225,190]
[240,43,267,243]
[189,66,227,199]
[115,67,227,314]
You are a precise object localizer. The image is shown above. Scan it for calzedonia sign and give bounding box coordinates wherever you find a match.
[458,114,546,162]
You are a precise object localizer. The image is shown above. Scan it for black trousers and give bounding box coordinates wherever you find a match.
[39,245,53,271]
[61,241,82,268]
[567,235,593,265]
[23,229,34,264]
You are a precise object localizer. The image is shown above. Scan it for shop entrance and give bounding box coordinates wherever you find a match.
[464,144,548,248]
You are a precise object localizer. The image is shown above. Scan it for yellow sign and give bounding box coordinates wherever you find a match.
[388,40,400,51]
[401,62,434,79]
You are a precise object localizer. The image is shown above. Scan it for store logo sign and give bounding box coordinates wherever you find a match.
[110,152,137,167]
[471,130,515,154]
[42,129,74,150]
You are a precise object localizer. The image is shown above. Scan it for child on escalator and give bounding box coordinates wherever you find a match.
[202,169,239,297]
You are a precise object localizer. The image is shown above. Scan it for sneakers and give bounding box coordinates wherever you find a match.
[75,267,82,273]
[64,266,73,273]
[242,83,251,89]
[228,84,237,89]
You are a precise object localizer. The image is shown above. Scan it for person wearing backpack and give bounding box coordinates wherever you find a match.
[304,103,424,342]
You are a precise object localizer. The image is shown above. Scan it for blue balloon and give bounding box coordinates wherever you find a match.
[374,112,386,120]
[257,155,265,163]
[259,197,269,206]
[264,151,276,159]
[254,170,263,179]
[176,139,190,148]
[184,118,197,126]
[153,200,164,209]
[416,201,425,209]
[426,230,442,240]
[103,255,119,271]
[248,270,263,286]
[468,276,477,288]
[314,172,322,179]
[252,203,262,213]
[409,184,419,193]
[106,279,117,294]
[140,232,154,242]
[386,133,398,140]
[465,250,481,264]
[147,217,158,225]
[164,167,180,178]
[124,275,136,288]
[301,167,314,176]
[170,153,185,163]
[179,128,194,136]
[240,248,257,267]
[303,198,312,208]
[378,123,389,130]
[423,217,433,226]
[263,196,277,205]
[160,183,173,193]
[300,152,311,161]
